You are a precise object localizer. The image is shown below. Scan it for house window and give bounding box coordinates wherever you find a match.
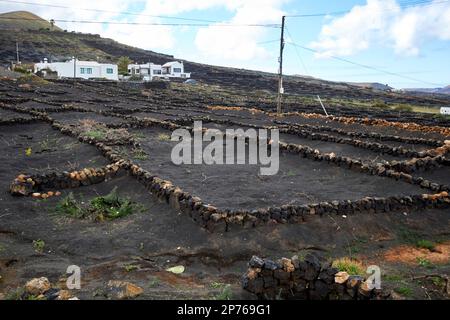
[106,68,113,74]
[136,69,140,74]
[153,70,161,74]
[173,68,182,73]
[87,68,92,74]
[80,67,85,74]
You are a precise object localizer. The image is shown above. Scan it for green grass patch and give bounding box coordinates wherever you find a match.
[83,130,106,140]
[148,278,160,288]
[417,257,434,269]
[397,227,421,244]
[416,239,436,251]
[434,114,450,120]
[124,264,139,272]
[332,257,365,275]
[131,147,148,160]
[4,287,25,300]
[214,284,232,300]
[394,286,413,297]
[210,282,227,289]
[32,239,45,253]
[383,274,404,282]
[54,187,145,221]
[157,133,171,141]
[372,101,389,109]
[430,276,445,287]
[393,105,413,112]
[17,74,49,85]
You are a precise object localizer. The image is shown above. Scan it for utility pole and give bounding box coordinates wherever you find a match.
[16,41,20,64]
[73,56,76,85]
[277,16,285,115]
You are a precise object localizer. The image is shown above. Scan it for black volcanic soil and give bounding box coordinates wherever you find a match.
[48,111,129,125]
[0,79,449,300]
[126,126,423,210]
[0,122,108,177]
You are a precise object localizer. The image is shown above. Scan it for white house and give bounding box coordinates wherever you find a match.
[162,61,190,79]
[34,58,118,81]
[127,61,190,81]
[127,62,163,81]
[441,107,450,115]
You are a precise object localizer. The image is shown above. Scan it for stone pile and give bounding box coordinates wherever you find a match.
[242,255,387,300]
[276,120,442,148]
[9,163,122,197]
[22,277,76,300]
[288,111,450,137]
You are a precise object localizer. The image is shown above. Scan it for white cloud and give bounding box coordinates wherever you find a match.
[0,0,287,60]
[0,0,174,50]
[310,0,450,57]
[194,0,286,61]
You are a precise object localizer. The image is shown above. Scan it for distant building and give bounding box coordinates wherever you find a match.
[127,62,163,81]
[34,58,118,80]
[127,61,190,81]
[161,61,190,79]
[440,107,450,115]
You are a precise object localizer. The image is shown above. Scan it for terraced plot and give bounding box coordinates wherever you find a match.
[0,79,449,300]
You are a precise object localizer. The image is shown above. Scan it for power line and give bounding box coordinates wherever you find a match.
[286,42,445,87]
[256,39,280,45]
[286,0,450,18]
[0,16,280,28]
[0,0,219,23]
[285,26,309,76]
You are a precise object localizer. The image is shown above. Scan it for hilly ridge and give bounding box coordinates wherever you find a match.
[0,11,62,31]
[0,11,449,108]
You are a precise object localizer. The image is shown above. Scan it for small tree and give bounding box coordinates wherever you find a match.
[117,56,132,76]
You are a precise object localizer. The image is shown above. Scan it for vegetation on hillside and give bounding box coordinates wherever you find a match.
[0,11,62,31]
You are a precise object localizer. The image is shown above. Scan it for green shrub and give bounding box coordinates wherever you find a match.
[13,66,30,74]
[32,239,45,253]
[416,239,436,251]
[54,188,145,221]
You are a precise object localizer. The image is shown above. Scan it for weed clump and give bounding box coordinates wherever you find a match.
[157,133,171,141]
[416,239,436,251]
[332,257,365,275]
[78,120,135,145]
[54,187,145,221]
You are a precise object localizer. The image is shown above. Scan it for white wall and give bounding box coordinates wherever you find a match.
[35,60,118,80]
[127,61,190,80]
[441,107,450,115]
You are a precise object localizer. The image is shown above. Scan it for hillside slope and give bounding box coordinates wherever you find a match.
[0,11,61,31]
[404,86,450,95]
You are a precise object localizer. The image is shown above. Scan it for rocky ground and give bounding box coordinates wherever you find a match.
[0,78,449,300]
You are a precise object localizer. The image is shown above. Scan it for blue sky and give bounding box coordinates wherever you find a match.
[1,0,449,88]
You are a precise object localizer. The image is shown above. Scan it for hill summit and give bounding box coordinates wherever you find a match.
[0,11,61,31]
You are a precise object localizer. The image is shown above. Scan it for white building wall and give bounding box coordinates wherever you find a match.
[128,61,190,81]
[35,59,118,80]
[441,107,450,115]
